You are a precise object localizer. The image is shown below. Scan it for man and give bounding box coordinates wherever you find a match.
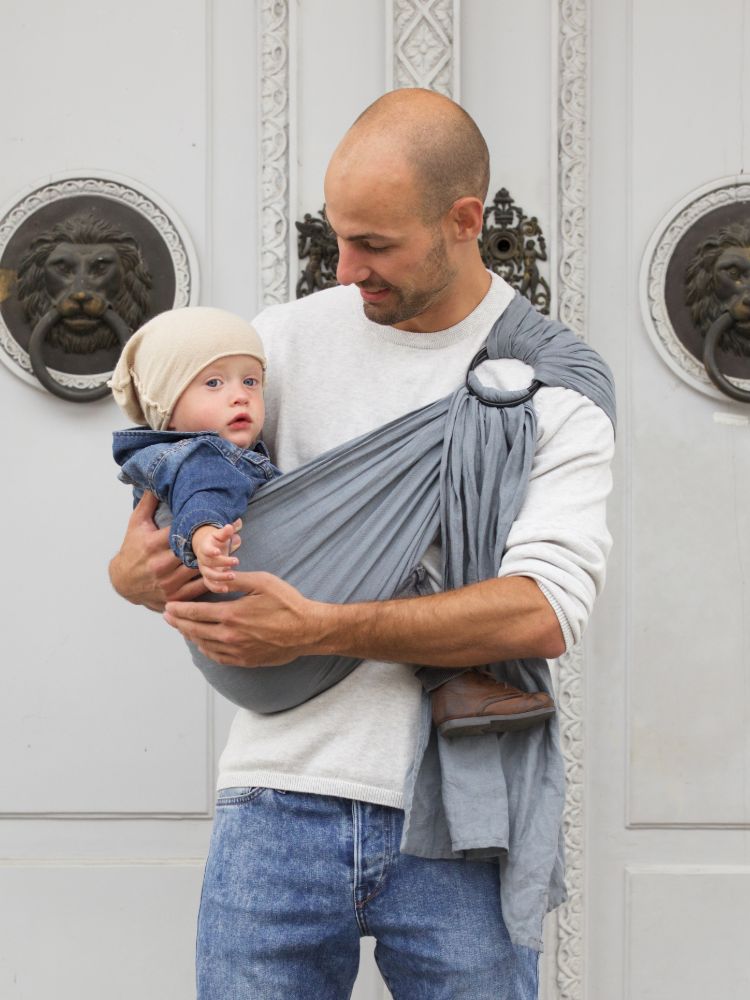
[110,89,614,999]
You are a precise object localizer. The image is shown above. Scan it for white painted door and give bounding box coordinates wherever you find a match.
[0,2,246,997]
[585,1,750,997]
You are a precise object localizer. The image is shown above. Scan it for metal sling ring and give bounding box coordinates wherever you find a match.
[28,305,132,402]
[465,345,542,408]
[703,311,750,404]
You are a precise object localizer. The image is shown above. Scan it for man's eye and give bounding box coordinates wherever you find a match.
[243,377,259,387]
[363,243,390,253]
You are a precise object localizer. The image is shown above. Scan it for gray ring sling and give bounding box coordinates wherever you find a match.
[166,294,616,949]
[180,294,615,713]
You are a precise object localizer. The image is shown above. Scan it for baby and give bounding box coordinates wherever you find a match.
[110,307,282,593]
[110,306,555,737]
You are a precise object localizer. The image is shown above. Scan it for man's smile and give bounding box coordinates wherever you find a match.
[358,285,391,304]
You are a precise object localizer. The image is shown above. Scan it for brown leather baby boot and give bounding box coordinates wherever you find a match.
[432,670,555,739]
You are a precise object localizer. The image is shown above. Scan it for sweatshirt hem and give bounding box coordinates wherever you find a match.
[217,771,405,810]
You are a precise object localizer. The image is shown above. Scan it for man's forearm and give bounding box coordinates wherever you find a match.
[163,571,566,668]
[311,575,566,666]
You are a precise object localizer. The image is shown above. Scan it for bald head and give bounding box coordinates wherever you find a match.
[331,89,489,223]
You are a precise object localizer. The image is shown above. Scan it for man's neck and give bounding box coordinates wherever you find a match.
[394,265,492,334]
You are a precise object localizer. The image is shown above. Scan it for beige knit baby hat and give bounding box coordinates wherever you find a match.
[109,307,267,430]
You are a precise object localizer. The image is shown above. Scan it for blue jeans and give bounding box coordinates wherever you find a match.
[197,788,539,999]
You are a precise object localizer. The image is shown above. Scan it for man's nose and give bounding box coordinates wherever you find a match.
[335,242,370,286]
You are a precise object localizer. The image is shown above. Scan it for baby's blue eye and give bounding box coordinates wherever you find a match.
[205,378,222,388]
[243,377,259,387]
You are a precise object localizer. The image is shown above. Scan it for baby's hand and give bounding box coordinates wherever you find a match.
[191,520,243,593]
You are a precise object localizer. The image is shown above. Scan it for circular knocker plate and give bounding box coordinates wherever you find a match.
[0,172,199,400]
[640,176,750,403]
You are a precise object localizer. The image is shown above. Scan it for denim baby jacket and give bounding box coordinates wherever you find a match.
[113,428,282,567]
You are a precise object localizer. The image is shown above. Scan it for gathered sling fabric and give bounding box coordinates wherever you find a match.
[170,294,615,949]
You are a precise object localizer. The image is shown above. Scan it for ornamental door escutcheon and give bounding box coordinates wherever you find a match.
[296,188,551,315]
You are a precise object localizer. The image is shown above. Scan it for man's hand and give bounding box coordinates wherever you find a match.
[163,571,565,669]
[163,571,324,666]
[109,492,208,612]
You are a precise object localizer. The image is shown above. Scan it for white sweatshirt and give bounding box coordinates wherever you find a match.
[217,275,614,807]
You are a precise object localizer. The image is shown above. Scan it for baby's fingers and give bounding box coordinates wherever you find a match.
[199,564,236,592]
[215,520,242,542]
[202,552,239,569]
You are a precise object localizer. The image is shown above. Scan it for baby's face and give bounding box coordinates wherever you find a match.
[169,354,265,449]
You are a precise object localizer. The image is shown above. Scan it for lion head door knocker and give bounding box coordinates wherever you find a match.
[0,174,198,401]
[295,188,550,315]
[685,222,750,402]
[17,215,150,401]
[641,177,750,402]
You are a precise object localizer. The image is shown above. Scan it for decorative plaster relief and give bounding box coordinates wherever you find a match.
[260,0,291,306]
[555,2,590,998]
[388,0,458,97]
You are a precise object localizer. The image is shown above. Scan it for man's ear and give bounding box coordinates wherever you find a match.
[447,196,484,242]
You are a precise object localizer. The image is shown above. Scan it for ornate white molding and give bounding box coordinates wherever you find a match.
[386,0,460,98]
[558,0,588,339]
[639,175,750,401]
[260,0,290,306]
[555,646,585,999]
[555,2,589,999]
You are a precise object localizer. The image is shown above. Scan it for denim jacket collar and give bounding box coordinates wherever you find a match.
[114,427,272,463]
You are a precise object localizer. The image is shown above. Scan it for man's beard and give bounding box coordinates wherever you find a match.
[361,230,456,327]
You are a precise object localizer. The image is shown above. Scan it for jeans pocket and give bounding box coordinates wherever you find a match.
[216,786,272,806]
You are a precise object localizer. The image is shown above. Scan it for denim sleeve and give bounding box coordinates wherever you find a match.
[117,445,163,507]
[154,443,261,568]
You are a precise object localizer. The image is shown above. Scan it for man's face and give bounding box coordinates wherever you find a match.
[323,158,458,331]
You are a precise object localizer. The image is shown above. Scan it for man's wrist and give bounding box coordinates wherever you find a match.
[308,599,374,659]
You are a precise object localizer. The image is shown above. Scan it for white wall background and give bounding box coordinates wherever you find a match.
[2,2,749,999]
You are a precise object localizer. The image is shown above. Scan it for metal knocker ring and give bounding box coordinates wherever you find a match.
[465,345,542,408]
[28,306,132,402]
[703,312,750,403]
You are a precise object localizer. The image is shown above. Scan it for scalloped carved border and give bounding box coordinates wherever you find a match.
[556,1,589,997]
[260,0,290,306]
